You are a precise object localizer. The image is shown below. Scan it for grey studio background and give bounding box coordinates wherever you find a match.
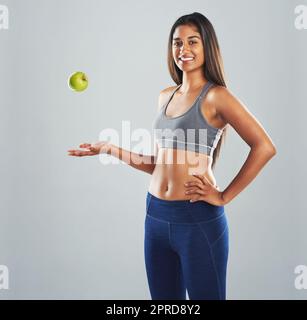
[0,0,306,300]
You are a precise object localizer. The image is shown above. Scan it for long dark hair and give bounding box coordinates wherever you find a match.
[167,12,228,170]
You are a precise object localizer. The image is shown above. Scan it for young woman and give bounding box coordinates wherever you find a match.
[68,12,276,300]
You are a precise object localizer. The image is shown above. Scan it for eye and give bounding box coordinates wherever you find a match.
[173,40,198,47]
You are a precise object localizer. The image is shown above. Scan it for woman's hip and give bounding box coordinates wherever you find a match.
[146,191,225,224]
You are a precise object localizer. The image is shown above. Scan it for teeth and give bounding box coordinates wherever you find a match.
[180,57,194,61]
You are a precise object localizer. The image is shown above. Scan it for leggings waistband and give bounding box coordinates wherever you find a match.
[146,191,225,223]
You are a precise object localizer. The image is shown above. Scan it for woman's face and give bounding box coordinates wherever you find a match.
[172,24,205,72]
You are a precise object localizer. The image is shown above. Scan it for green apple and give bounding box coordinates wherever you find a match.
[68,71,88,92]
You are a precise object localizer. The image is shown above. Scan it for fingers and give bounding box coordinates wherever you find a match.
[67,142,95,157]
[184,182,210,193]
[190,195,201,202]
[192,174,212,186]
[184,181,204,189]
[191,173,206,184]
[67,149,95,157]
[88,146,95,151]
[67,150,76,156]
[67,150,80,156]
[185,188,206,195]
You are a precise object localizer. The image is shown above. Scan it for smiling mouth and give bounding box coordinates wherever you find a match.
[179,57,195,63]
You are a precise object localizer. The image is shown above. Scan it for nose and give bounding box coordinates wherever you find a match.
[179,43,193,55]
[179,50,192,57]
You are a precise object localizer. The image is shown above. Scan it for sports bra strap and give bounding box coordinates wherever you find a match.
[199,81,214,99]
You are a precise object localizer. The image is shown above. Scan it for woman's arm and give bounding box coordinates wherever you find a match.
[68,141,157,175]
[106,143,157,175]
[214,86,277,204]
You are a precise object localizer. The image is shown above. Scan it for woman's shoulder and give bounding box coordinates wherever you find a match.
[161,85,178,93]
[207,84,232,101]
[204,84,234,110]
[157,85,178,111]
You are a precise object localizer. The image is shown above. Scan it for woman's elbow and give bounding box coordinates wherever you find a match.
[263,142,277,157]
[251,141,277,157]
[271,144,277,156]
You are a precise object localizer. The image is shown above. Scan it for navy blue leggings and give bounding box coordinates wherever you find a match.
[144,192,229,300]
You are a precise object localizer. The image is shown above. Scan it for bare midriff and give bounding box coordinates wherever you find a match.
[148,148,217,200]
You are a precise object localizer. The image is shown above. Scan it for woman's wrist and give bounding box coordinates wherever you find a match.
[101,142,114,155]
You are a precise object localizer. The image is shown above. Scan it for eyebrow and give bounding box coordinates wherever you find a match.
[172,35,201,41]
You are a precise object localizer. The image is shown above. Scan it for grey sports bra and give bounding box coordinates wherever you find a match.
[152,81,223,157]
